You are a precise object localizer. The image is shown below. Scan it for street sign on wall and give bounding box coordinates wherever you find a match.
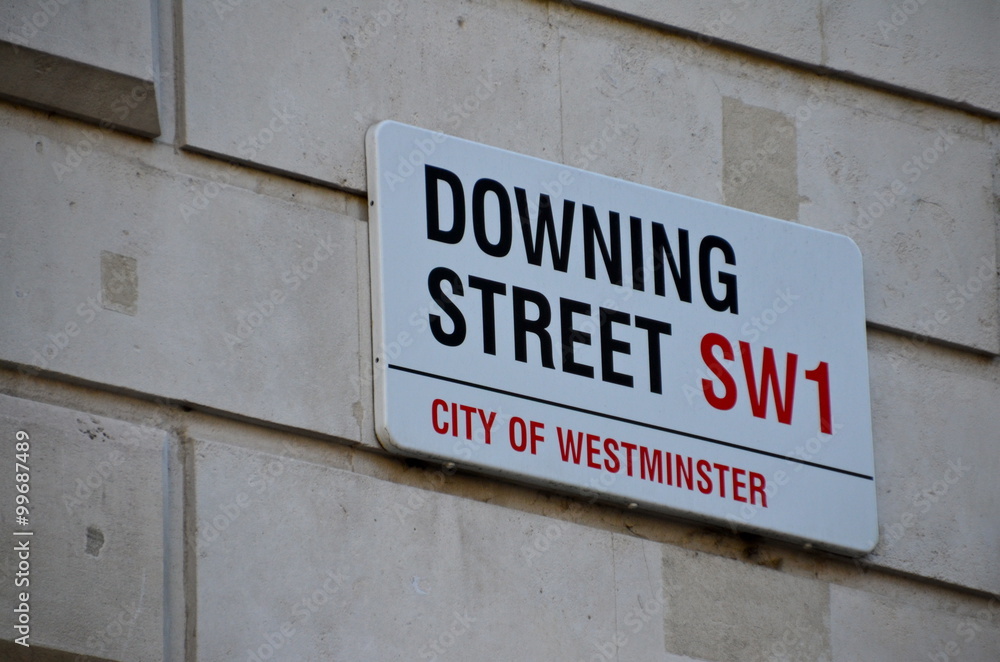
[366,120,877,556]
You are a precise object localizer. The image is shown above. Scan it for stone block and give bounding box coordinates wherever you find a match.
[796,93,997,354]
[831,585,1000,662]
[580,0,822,65]
[553,8,725,203]
[0,0,159,136]
[581,0,1000,113]
[863,332,1000,595]
[0,0,154,80]
[722,96,798,221]
[182,0,560,191]
[662,547,831,662]
[824,0,1000,114]
[193,435,671,661]
[553,10,998,353]
[0,110,372,446]
[0,394,165,661]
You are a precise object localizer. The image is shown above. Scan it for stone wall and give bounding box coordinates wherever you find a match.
[0,1,997,659]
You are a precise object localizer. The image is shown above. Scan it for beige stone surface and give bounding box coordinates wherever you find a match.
[193,435,671,661]
[182,0,998,353]
[584,0,1000,113]
[0,109,373,447]
[865,330,1000,595]
[721,96,799,221]
[0,1,159,136]
[0,0,155,81]
[182,0,561,191]
[0,394,166,660]
[663,548,831,662]
[830,585,1000,662]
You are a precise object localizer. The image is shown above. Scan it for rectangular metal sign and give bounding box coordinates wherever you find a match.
[366,120,877,556]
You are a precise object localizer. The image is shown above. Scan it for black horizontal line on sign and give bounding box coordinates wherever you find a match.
[388,364,874,481]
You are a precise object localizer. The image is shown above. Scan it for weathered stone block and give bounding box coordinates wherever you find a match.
[182,0,561,191]
[194,435,671,660]
[0,394,165,660]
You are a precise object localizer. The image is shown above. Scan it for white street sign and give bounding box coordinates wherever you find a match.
[366,121,877,556]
